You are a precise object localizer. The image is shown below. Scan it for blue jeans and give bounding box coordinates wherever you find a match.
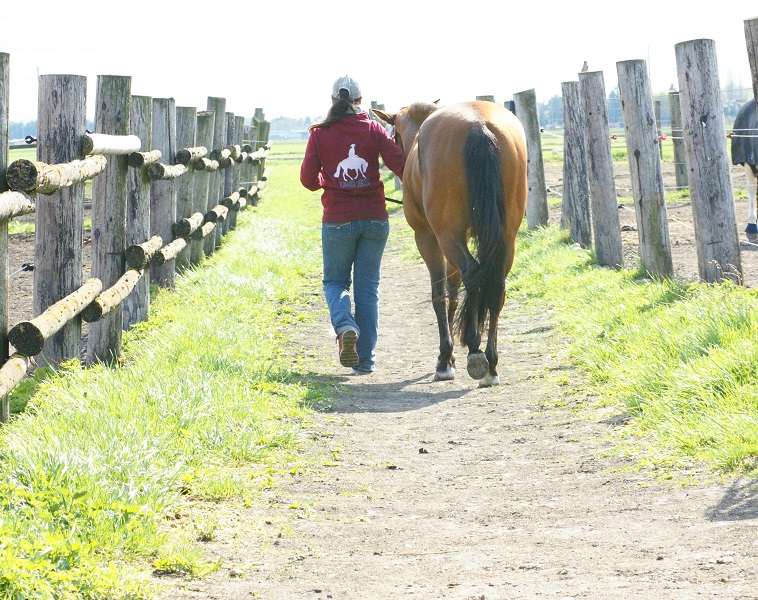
[322,218,389,372]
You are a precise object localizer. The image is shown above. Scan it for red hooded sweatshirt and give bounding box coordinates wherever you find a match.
[300,112,406,223]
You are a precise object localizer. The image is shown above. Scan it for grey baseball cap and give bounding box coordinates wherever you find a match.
[332,75,362,101]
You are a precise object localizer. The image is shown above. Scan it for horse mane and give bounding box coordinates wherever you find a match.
[405,102,439,126]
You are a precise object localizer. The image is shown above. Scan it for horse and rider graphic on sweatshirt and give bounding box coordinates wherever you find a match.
[334,144,369,187]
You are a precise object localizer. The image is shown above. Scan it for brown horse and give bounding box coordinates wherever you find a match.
[374,101,527,387]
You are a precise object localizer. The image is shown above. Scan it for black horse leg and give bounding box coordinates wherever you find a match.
[415,228,455,379]
[457,257,488,380]
[478,290,505,387]
[431,271,455,380]
[446,269,461,372]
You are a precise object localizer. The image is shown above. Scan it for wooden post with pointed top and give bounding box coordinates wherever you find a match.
[578,70,624,269]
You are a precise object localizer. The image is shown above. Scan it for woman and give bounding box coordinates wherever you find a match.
[300,75,406,374]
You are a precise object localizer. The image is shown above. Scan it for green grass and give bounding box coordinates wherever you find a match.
[9,147,36,162]
[1,146,330,598]
[508,226,758,477]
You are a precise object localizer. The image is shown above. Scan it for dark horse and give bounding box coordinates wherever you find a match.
[731,98,758,240]
[374,101,527,387]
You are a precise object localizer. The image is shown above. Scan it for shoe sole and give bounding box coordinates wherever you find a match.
[339,330,359,367]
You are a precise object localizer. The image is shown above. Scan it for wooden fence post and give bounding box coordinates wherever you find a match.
[150,98,177,287]
[254,108,264,149]
[668,90,689,191]
[0,52,9,420]
[560,81,592,247]
[232,114,245,227]
[206,97,226,255]
[616,59,674,278]
[175,106,196,273]
[257,120,271,181]
[35,74,87,365]
[123,95,152,330]
[745,18,758,112]
[223,111,236,234]
[578,70,624,268]
[675,39,742,284]
[513,88,549,230]
[192,111,214,264]
[87,75,131,364]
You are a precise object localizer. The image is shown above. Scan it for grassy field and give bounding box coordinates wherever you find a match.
[2,138,758,597]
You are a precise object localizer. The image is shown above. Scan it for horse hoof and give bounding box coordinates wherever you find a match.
[434,367,455,381]
[478,374,500,388]
[467,352,489,380]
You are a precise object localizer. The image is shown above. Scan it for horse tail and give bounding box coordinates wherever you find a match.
[461,124,506,331]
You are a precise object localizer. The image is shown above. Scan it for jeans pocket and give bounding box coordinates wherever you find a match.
[324,222,352,242]
[369,219,390,240]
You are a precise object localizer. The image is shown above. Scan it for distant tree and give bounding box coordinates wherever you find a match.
[607,87,622,128]
[538,95,564,129]
[9,120,37,139]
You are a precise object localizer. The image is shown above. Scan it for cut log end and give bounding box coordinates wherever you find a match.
[8,322,45,357]
[81,301,104,323]
[6,159,38,192]
[125,246,148,270]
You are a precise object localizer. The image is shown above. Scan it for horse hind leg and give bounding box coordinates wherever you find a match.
[478,289,505,388]
[446,268,462,373]
[416,228,455,380]
[445,244,488,380]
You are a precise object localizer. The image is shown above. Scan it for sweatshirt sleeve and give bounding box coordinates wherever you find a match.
[300,132,324,191]
[375,125,406,181]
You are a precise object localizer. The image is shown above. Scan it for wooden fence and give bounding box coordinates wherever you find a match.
[3,20,758,421]
[514,18,758,286]
[0,61,272,419]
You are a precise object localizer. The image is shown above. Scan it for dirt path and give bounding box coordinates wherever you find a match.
[158,214,758,600]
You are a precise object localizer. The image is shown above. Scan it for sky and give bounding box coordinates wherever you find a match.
[2,2,757,126]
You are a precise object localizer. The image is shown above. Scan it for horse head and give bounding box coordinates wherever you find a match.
[373,100,439,156]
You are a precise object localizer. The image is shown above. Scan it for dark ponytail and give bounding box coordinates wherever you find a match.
[309,88,361,131]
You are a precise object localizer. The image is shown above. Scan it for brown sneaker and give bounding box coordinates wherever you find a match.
[337,329,359,367]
